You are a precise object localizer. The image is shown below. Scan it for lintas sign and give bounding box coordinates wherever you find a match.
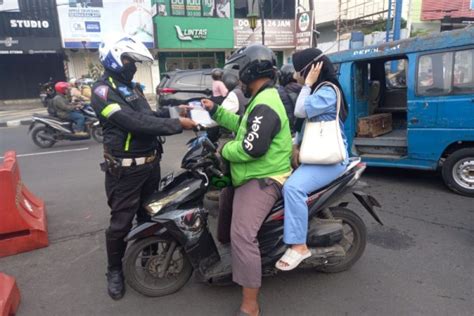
[175,25,207,41]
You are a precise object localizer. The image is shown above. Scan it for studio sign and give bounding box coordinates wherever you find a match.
[10,20,50,29]
[175,25,207,41]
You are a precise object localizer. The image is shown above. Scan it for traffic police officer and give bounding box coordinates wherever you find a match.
[91,36,196,300]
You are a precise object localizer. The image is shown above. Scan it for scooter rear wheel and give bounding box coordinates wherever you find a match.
[316,207,367,273]
[32,126,56,148]
[124,236,193,297]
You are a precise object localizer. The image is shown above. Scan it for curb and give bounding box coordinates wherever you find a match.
[0,119,33,128]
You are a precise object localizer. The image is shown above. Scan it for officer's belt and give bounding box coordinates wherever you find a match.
[104,153,156,167]
[120,156,156,167]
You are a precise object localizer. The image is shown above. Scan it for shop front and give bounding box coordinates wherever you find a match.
[153,0,234,76]
[0,0,65,100]
[233,18,295,66]
[56,0,157,94]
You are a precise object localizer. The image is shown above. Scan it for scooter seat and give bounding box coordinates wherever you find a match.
[33,113,70,123]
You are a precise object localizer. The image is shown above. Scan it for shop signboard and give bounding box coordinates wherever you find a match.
[0,0,61,54]
[295,10,313,51]
[153,0,233,49]
[171,0,185,16]
[185,0,201,17]
[233,19,295,49]
[56,0,154,48]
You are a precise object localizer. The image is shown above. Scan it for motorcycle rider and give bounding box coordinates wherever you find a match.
[277,64,302,133]
[220,69,248,115]
[52,82,88,136]
[69,78,90,103]
[90,36,196,300]
[202,44,292,316]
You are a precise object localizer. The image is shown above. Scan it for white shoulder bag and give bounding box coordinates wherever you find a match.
[299,82,347,165]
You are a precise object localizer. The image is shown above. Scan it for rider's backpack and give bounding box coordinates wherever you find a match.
[46,98,57,116]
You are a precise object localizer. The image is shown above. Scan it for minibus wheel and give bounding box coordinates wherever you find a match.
[442,148,474,197]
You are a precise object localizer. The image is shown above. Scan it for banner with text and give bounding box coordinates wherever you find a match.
[233,19,295,49]
[56,0,154,49]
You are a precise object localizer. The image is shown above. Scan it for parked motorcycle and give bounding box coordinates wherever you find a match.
[122,131,383,297]
[28,104,103,148]
[39,78,56,108]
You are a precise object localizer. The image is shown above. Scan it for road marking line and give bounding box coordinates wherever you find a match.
[0,147,90,159]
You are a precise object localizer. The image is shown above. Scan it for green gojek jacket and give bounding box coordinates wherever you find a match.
[211,84,292,187]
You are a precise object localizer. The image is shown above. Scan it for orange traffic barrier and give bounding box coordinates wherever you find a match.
[0,151,48,258]
[0,273,20,316]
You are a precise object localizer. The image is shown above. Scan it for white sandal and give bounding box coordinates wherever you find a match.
[275,248,312,271]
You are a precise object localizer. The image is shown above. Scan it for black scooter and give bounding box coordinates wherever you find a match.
[123,133,383,297]
[28,104,103,148]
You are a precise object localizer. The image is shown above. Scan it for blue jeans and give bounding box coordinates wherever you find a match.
[283,161,347,245]
[68,111,85,132]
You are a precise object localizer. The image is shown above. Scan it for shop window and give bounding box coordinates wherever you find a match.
[417,52,453,96]
[166,0,230,18]
[234,0,295,19]
[164,54,217,72]
[453,49,474,94]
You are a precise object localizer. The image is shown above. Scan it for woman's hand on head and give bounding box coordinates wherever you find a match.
[305,61,323,87]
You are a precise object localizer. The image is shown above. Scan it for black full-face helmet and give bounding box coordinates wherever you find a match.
[279,64,296,86]
[224,44,276,85]
[222,69,240,91]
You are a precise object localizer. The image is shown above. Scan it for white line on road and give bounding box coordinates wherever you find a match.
[0,147,90,159]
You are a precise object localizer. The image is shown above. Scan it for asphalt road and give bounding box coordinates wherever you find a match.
[0,126,472,316]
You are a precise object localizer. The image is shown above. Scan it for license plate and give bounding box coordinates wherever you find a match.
[159,172,174,191]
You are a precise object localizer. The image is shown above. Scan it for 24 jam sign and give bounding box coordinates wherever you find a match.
[295,10,313,51]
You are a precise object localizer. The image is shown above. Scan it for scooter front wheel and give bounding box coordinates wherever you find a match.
[124,236,193,297]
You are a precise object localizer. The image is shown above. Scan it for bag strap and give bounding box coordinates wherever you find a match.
[314,81,342,120]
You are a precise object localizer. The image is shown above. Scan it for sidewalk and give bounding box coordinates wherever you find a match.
[0,108,47,127]
[0,99,45,127]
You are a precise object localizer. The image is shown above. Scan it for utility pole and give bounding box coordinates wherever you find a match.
[385,0,393,42]
[337,0,342,51]
[260,0,265,45]
[393,0,403,42]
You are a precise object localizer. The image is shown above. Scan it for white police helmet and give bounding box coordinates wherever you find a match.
[99,35,153,73]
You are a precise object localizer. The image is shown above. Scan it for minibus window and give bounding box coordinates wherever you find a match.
[385,59,407,89]
[453,49,474,94]
[417,52,453,96]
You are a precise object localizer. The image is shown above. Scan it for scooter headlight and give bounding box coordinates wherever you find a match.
[146,187,190,216]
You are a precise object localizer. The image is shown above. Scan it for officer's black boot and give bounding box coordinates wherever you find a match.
[106,268,125,300]
[105,231,127,300]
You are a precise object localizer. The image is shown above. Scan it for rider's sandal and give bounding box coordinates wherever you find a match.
[275,248,312,271]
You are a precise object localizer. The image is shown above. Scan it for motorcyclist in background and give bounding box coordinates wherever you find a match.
[52,82,88,136]
[276,64,302,133]
[69,78,90,104]
[220,69,248,116]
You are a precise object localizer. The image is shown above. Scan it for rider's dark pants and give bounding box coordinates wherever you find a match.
[104,159,161,270]
[68,111,86,131]
[230,179,281,288]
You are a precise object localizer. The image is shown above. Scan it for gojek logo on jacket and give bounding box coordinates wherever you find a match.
[244,116,263,151]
